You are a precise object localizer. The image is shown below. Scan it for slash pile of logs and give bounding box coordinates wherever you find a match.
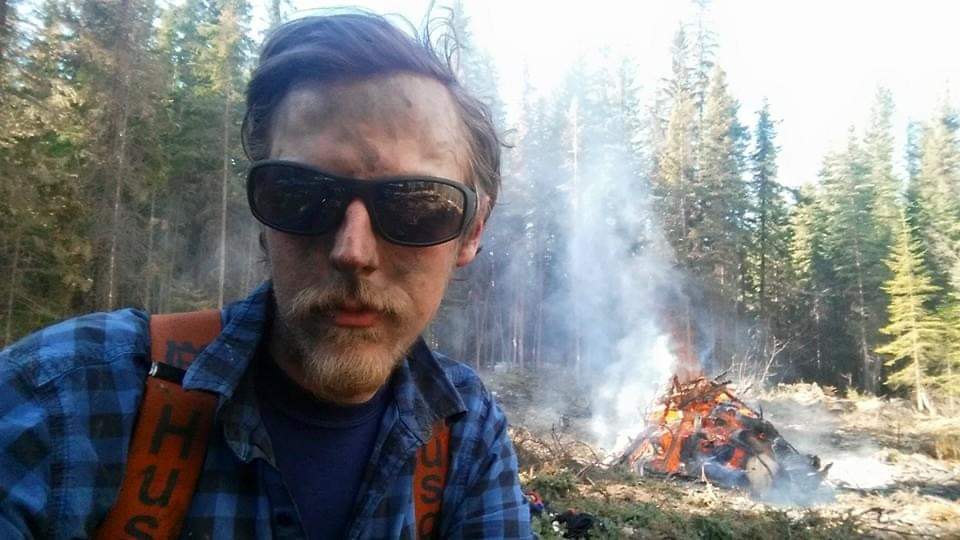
[618,375,830,497]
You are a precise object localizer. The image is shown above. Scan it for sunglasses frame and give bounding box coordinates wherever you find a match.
[247,159,478,247]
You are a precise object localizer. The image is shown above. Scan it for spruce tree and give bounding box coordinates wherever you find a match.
[196,0,252,307]
[910,100,960,300]
[938,296,960,403]
[0,0,92,346]
[696,65,749,296]
[785,190,831,380]
[656,27,697,264]
[66,0,168,311]
[696,64,749,368]
[748,100,788,321]
[819,130,888,393]
[153,0,222,311]
[863,87,900,247]
[906,120,923,183]
[877,215,944,412]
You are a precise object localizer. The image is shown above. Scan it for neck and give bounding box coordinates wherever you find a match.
[267,317,378,405]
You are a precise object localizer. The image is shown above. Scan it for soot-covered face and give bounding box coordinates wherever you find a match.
[263,74,484,404]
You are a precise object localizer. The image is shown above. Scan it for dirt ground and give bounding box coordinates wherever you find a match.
[488,371,960,539]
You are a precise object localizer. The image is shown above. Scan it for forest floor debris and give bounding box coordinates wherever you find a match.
[489,372,960,539]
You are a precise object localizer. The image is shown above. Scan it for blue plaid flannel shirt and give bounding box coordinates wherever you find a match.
[0,283,531,539]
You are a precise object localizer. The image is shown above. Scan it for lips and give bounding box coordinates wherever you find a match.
[331,302,382,328]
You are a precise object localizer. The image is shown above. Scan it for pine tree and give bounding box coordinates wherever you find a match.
[746,100,795,376]
[65,0,168,311]
[905,120,923,183]
[696,65,749,297]
[748,100,788,321]
[656,27,697,264]
[0,0,92,345]
[690,3,716,200]
[799,176,861,387]
[448,0,505,129]
[937,296,960,403]
[909,99,960,299]
[196,0,251,307]
[877,215,944,412]
[819,130,889,393]
[863,87,900,246]
[149,0,253,311]
[785,189,830,380]
[695,64,750,369]
[152,0,221,311]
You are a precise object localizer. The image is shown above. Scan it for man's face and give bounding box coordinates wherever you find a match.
[263,74,483,404]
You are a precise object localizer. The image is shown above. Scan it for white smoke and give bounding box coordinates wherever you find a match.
[559,92,683,452]
[592,333,676,452]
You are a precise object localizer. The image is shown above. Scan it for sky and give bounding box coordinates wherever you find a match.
[283,0,960,187]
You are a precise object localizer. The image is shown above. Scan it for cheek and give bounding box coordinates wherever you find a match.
[392,247,458,310]
[267,233,329,282]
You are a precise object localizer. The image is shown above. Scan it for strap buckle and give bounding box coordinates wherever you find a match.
[148,361,187,384]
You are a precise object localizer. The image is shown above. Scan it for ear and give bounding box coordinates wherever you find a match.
[456,201,487,267]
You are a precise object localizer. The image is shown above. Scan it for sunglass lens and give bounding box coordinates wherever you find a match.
[374,181,466,244]
[251,164,346,234]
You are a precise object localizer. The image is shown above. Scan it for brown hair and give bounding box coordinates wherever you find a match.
[243,12,502,217]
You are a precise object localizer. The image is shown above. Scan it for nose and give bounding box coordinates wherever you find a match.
[330,199,379,275]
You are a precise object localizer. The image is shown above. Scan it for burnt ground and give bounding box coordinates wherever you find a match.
[487,371,960,539]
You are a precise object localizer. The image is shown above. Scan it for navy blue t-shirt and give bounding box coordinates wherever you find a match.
[256,351,390,539]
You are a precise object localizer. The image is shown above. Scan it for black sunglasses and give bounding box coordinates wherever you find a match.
[247,160,478,247]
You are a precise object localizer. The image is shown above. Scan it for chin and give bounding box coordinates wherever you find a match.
[299,331,412,403]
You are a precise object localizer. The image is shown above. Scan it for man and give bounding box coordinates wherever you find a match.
[0,12,531,539]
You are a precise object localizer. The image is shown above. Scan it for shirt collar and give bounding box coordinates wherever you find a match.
[181,281,271,397]
[392,338,467,442]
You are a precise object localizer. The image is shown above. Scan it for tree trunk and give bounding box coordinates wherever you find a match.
[853,232,877,394]
[910,336,935,415]
[162,193,184,313]
[473,274,490,371]
[105,0,133,311]
[534,278,544,367]
[907,286,936,414]
[472,292,481,370]
[106,166,125,310]
[143,190,156,311]
[570,98,582,377]
[217,86,231,308]
[241,227,258,293]
[0,0,9,69]
[158,209,171,313]
[813,296,823,371]
[758,180,768,321]
[3,227,22,346]
[515,291,525,369]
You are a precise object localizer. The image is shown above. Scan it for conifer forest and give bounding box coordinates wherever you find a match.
[2,0,959,414]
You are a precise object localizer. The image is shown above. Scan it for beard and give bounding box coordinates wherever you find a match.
[273,275,417,404]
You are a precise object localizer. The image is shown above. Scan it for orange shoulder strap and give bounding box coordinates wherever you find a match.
[413,420,451,539]
[96,309,221,540]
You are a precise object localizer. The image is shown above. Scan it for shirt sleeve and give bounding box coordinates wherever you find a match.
[448,396,532,539]
[0,357,53,538]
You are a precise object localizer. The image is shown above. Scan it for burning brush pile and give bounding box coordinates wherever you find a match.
[617,374,831,501]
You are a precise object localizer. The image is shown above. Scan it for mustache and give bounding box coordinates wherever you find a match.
[285,276,403,322]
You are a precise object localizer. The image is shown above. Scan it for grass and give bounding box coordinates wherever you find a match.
[527,472,865,539]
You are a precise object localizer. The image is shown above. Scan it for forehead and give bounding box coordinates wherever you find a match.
[269,74,468,179]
